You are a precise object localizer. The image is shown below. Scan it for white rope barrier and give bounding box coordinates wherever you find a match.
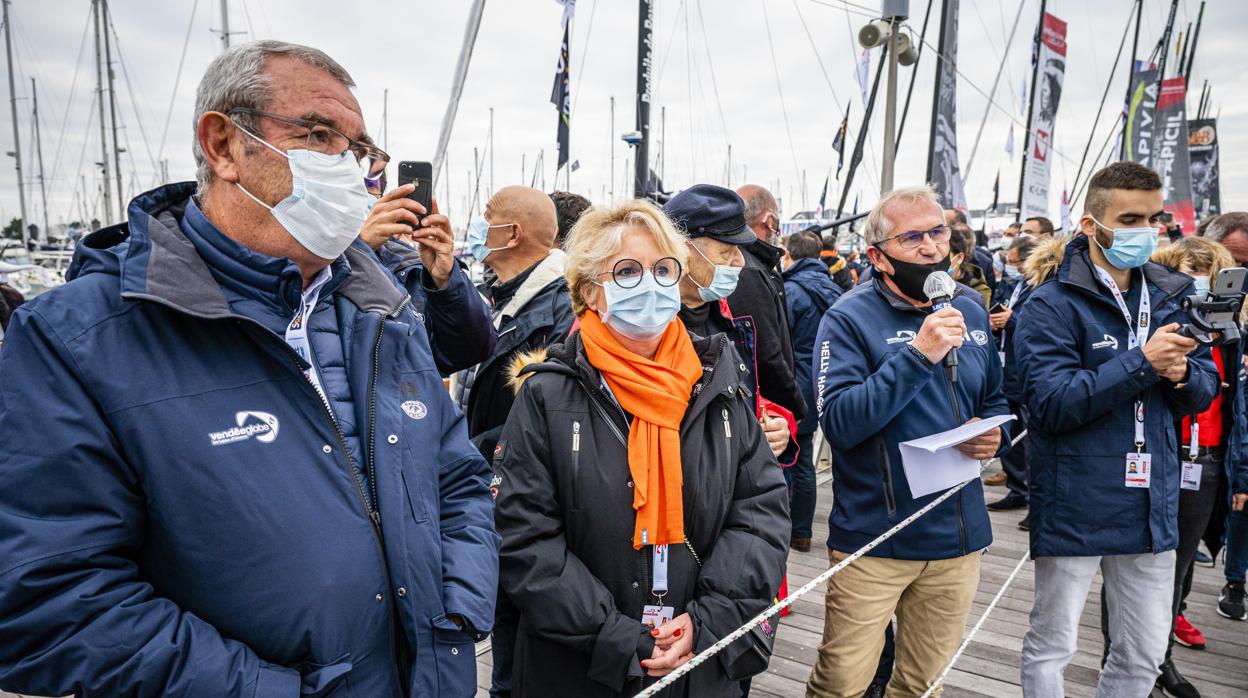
[918,547,1032,698]
[634,470,984,697]
[629,424,1028,697]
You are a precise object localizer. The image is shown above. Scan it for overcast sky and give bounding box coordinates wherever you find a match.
[1,0,1244,233]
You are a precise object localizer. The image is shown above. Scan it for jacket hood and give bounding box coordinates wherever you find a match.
[66,182,408,321]
[495,249,568,328]
[507,347,550,395]
[783,257,831,280]
[1022,236,1066,287]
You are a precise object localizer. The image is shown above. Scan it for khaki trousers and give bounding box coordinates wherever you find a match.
[806,548,981,698]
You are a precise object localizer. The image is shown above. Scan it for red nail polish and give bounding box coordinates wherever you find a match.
[651,628,660,637]
[674,628,682,638]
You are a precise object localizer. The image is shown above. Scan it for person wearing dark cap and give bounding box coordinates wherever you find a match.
[735,184,806,422]
[666,184,799,465]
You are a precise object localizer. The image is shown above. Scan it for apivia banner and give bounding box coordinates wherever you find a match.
[1019,12,1067,219]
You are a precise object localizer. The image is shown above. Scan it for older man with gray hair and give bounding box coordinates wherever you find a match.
[0,41,497,697]
[806,185,1010,697]
[1201,211,1248,265]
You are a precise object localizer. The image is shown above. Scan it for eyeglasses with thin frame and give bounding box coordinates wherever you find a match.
[874,225,952,251]
[592,257,683,288]
[227,107,391,189]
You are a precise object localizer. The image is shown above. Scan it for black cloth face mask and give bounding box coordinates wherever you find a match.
[877,249,951,301]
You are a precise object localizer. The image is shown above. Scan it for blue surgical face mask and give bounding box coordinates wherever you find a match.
[690,242,743,302]
[1192,275,1211,299]
[600,272,682,341]
[1089,217,1157,270]
[1003,263,1022,279]
[466,217,511,262]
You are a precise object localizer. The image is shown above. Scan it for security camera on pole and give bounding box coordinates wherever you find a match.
[860,0,919,194]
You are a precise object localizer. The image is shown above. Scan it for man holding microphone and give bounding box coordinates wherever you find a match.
[806,185,1010,697]
[1015,162,1218,697]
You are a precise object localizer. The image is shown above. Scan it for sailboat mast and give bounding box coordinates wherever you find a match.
[31,78,48,237]
[220,0,230,51]
[2,0,28,248]
[92,0,112,223]
[102,0,123,218]
[633,0,653,198]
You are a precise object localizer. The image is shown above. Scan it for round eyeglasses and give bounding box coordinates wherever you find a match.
[592,257,683,288]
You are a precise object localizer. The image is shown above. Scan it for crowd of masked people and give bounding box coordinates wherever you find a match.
[0,40,1245,698]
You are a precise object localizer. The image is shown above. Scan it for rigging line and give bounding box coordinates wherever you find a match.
[70,90,98,215]
[157,0,199,168]
[833,0,881,194]
[1072,113,1124,206]
[892,0,934,157]
[46,6,93,199]
[969,0,1022,116]
[684,0,695,183]
[1069,0,1135,199]
[806,0,878,19]
[106,11,159,175]
[791,0,847,115]
[569,0,597,115]
[653,0,688,100]
[239,0,257,39]
[962,0,1027,182]
[759,0,803,190]
[914,34,1080,169]
[695,0,731,152]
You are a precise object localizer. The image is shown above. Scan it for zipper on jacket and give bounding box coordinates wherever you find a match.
[941,366,969,556]
[571,420,581,509]
[277,333,406,695]
[722,409,732,439]
[878,439,897,518]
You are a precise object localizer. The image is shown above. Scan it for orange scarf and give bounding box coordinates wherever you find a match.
[580,312,703,549]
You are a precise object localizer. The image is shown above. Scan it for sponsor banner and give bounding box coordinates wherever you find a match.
[1019,12,1067,219]
[926,0,967,210]
[1124,65,1160,166]
[1154,78,1195,235]
[1188,118,1221,218]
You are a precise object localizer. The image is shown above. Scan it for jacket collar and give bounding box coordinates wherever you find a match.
[1058,235,1193,305]
[782,257,826,280]
[746,237,784,268]
[495,249,568,328]
[116,182,408,321]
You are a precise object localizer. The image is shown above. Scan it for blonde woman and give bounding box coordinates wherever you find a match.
[492,200,788,697]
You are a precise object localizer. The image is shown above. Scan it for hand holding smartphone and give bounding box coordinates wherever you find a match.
[396,161,434,228]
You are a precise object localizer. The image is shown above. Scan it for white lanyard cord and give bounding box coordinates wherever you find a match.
[1091,266,1150,450]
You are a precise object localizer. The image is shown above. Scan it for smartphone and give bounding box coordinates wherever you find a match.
[397,161,433,228]
[988,302,1007,314]
[1211,266,1247,298]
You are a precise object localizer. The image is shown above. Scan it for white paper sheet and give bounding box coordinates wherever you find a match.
[898,414,1016,498]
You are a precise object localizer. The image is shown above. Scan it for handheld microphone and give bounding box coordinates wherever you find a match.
[923,271,959,382]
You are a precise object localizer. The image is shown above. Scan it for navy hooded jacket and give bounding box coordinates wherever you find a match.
[0,183,499,697]
[782,257,843,435]
[814,277,1010,560]
[1014,236,1218,558]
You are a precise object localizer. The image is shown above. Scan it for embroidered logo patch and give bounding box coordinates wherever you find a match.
[885,330,917,345]
[971,330,989,345]
[401,400,428,420]
[208,411,279,446]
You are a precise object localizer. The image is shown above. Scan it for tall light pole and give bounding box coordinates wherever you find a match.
[860,0,917,194]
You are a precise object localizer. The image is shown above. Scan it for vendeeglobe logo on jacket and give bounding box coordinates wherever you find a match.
[208,411,280,447]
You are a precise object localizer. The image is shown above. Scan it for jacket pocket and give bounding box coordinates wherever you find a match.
[877,439,897,518]
[570,420,582,510]
[400,465,429,523]
[431,615,477,697]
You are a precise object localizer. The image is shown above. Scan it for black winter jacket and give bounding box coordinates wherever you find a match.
[461,250,575,459]
[492,331,789,697]
[728,238,806,419]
